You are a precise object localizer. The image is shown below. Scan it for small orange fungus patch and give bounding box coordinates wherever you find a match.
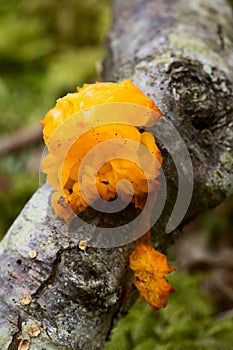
[18,339,30,350]
[20,295,31,305]
[28,250,37,259]
[79,240,88,251]
[130,238,175,310]
[28,324,41,337]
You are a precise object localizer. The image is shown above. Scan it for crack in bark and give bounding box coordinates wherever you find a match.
[8,314,22,350]
[31,249,63,300]
[31,244,80,301]
[217,23,225,50]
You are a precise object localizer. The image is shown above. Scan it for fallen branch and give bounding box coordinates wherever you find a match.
[0,125,42,156]
[0,0,233,349]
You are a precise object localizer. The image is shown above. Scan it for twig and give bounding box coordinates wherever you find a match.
[0,124,42,156]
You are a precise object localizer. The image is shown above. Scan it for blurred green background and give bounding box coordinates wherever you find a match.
[0,1,232,349]
[0,0,110,237]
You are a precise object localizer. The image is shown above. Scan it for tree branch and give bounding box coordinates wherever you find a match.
[0,125,42,156]
[0,0,233,349]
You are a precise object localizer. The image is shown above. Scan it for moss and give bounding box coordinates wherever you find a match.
[105,272,233,350]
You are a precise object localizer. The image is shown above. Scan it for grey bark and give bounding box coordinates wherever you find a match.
[0,0,233,349]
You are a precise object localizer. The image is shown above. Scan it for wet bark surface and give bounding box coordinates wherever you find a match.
[0,0,233,349]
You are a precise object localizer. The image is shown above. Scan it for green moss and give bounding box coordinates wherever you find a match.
[105,272,233,350]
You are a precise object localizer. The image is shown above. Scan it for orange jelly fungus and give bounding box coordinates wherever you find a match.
[41,80,175,310]
[130,239,175,310]
[41,80,162,223]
